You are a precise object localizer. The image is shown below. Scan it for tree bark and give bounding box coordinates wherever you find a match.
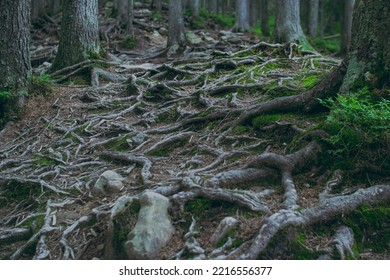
[308,0,319,37]
[48,0,62,15]
[233,0,251,32]
[31,0,47,22]
[155,0,162,13]
[191,0,200,19]
[0,0,31,105]
[51,0,100,70]
[260,0,270,37]
[340,0,355,54]
[274,0,310,47]
[250,0,260,27]
[116,0,134,35]
[167,0,186,52]
[341,0,390,91]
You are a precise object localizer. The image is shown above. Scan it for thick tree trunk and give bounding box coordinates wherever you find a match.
[167,0,186,53]
[341,0,390,91]
[340,0,355,54]
[260,0,270,37]
[0,0,31,105]
[274,0,310,47]
[308,0,319,37]
[51,0,100,70]
[233,0,251,32]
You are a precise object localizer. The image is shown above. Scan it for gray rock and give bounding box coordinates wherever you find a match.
[210,217,238,247]
[159,27,168,36]
[124,192,174,259]
[92,170,125,195]
[186,31,203,45]
[146,31,166,46]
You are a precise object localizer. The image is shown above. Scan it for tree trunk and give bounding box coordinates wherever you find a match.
[126,0,134,36]
[341,0,390,92]
[0,0,31,106]
[260,0,270,37]
[167,0,186,53]
[116,0,134,33]
[233,0,251,32]
[31,0,47,22]
[340,0,355,54]
[250,0,260,27]
[274,0,310,47]
[155,0,162,13]
[191,0,200,19]
[48,0,62,15]
[308,0,319,37]
[51,0,100,70]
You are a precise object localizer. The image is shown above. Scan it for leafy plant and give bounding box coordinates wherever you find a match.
[29,73,53,95]
[320,87,390,162]
[120,35,137,49]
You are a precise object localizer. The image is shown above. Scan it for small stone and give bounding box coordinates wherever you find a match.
[92,170,125,195]
[124,192,174,259]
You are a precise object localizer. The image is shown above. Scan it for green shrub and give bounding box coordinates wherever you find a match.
[320,87,390,160]
[120,35,137,49]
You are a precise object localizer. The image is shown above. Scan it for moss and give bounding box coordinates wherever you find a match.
[33,156,57,166]
[29,73,53,96]
[300,74,320,89]
[231,125,250,135]
[343,204,390,254]
[87,46,106,60]
[105,135,132,152]
[291,230,316,259]
[0,180,41,208]
[251,114,280,129]
[19,215,45,234]
[184,197,212,219]
[197,106,217,117]
[216,228,239,248]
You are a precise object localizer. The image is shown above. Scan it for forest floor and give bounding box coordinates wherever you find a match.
[0,7,389,260]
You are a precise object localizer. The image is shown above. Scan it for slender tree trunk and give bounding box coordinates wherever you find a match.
[233,0,251,32]
[155,0,162,13]
[340,0,355,54]
[31,0,47,22]
[0,0,31,107]
[116,0,135,35]
[308,0,319,37]
[260,0,270,37]
[126,0,134,36]
[212,0,218,14]
[274,0,310,47]
[51,0,100,70]
[341,0,390,92]
[167,0,186,53]
[250,0,260,27]
[48,0,62,15]
[191,0,200,19]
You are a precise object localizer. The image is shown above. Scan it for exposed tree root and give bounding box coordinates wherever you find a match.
[1,40,388,260]
[234,185,390,260]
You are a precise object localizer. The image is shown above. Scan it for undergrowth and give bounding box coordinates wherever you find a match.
[320,87,390,169]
